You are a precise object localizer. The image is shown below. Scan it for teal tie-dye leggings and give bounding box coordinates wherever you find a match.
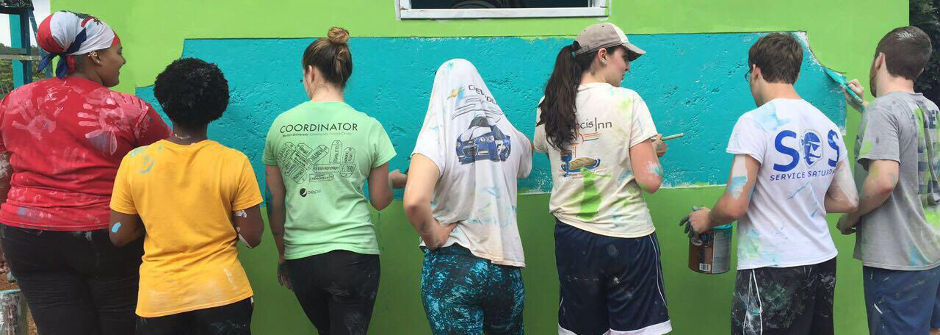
[420,244,525,335]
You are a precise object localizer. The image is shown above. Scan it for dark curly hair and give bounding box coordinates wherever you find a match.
[154,58,229,129]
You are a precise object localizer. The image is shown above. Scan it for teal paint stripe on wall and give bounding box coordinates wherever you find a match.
[135,33,845,193]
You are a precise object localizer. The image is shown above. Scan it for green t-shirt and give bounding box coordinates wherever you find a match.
[263,101,396,259]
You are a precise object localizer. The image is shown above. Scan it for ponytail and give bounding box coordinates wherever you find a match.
[302,27,353,87]
[538,43,617,150]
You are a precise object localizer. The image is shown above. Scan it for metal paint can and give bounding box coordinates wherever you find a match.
[688,224,733,274]
[0,289,28,335]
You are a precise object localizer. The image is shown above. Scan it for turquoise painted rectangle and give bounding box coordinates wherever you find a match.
[136,34,845,194]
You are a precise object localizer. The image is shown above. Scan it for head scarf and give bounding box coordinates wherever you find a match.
[36,11,120,79]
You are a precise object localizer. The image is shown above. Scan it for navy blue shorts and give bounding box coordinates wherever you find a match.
[863,265,940,334]
[555,220,671,335]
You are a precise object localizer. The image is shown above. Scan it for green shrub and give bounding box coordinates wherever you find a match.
[912,0,940,103]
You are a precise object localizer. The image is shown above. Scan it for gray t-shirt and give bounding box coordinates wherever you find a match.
[853,91,940,271]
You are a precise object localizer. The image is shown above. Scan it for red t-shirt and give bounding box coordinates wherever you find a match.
[0,77,170,231]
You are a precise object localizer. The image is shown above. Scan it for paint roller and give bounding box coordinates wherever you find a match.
[823,67,864,106]
[660,133,684,141]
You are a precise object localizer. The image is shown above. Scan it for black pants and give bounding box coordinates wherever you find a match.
[136,298,253,335]
[0,224,143,335]
[286,250,380,335]
[732,257,837,335]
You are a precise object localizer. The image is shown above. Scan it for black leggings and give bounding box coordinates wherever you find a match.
[0,224,143,335]
[286,250,380,335]
[136,298,253,335]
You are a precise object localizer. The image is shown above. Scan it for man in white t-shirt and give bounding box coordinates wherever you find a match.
[683,33,858,334]
[403,59,533,335]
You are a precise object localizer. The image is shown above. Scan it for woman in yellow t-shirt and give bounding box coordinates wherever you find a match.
[109,58,264,334]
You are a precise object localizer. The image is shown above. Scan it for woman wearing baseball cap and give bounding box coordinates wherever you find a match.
[533,23,671,334]
[0,11,169,335]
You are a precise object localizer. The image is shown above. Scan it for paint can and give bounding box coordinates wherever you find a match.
[688,224,732,274]
[0,289,28,335]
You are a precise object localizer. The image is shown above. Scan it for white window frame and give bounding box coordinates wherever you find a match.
[396,0,608,20]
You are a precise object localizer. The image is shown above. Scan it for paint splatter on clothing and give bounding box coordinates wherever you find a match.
[1,225,142,334]
[136,298,252,335]
[413,59,532,267]
[555,221,671,335]
[421,244,524,335]
[853,91,940,271]
[534,82,658,239]
[732,257,836,335]
[110,140,262,317]
[286,250,379,335]
[0,77,170,231]
[262,101,395,260]
[726,99,845,270]
[862,265,940,334]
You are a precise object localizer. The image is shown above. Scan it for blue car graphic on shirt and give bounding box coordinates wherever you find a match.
[456,116,511,164]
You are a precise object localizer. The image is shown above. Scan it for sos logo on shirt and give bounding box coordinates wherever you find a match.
[769,129,840,181]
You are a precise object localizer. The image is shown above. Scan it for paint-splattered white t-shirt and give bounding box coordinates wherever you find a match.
[727,98,846,270]
[412,59,532,267]
[533,83,658,238]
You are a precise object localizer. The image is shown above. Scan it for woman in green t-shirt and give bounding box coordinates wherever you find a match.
[263,27,404,334]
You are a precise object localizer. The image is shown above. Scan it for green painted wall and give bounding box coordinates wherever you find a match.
[51,0,908,334]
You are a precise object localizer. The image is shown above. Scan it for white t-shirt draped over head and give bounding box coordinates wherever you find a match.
[727,99,846,270]
[533,83,658,238]
[412,59,532,267]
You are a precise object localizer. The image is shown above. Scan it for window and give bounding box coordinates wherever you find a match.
[396,0,608,19]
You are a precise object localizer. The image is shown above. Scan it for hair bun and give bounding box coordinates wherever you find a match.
[327,27,350,44]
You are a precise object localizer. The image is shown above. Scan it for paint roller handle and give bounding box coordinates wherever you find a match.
[661,133,685,141]
[844,79,868,112]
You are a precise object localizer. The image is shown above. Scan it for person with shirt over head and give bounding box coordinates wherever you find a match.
[684,33,859,334]
[0,11,170,335]
[109,58,264,335]
[837,26,940,335]
[403,58,533,335]
[533,23,670,335]
[263,27,401,335]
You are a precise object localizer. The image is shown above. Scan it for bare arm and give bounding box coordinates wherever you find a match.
[837,159,898,233]
[685,155,760,233]
[265,165,292,289]
[265,166,288,261]
[368,163,393,211]
[0,153,9,204]
[630,140,663,194]
[232,205,263,248]
[0,153,9,275]
[109,210,144,247]
[402,154,455,249]
[824,160,859,213]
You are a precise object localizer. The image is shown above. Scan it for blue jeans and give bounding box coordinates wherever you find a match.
[421,244,524,335]
[864,265,940,334]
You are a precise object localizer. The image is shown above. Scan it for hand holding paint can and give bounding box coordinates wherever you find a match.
[681,206,732,274]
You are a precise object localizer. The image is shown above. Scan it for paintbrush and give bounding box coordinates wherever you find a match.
[823,68,864,105]
[661,133,684,141]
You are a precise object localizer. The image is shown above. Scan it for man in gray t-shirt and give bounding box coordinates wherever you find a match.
[852,92,940,269]
[838,26,940,334]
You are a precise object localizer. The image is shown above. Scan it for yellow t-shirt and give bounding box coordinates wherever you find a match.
[110,139,263,317]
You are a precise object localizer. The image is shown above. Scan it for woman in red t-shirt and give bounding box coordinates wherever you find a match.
[0,11,169,335]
